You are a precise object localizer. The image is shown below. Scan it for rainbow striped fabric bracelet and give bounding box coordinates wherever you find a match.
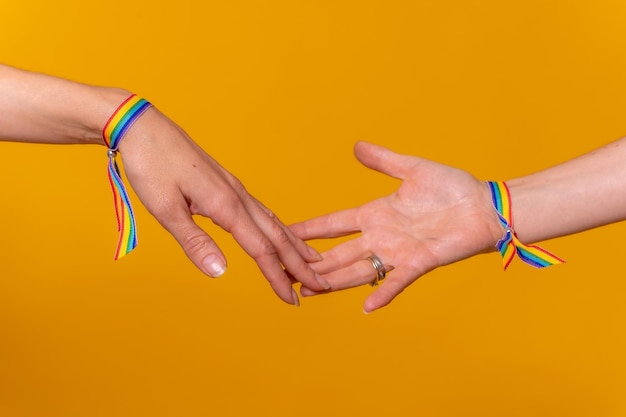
[486,181,565,270]
[102,94,153,260]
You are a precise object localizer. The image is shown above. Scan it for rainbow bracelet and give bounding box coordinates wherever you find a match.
[102,94,152,260]
[487,181,565,270]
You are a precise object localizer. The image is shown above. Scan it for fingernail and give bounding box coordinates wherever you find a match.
[307,245,323,262]
[291,288,300,307]
[363,309,370,315]
[202,254,226,278]
[315,273,331,290]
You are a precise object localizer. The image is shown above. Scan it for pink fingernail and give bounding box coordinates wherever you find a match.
[291,288,300,307]
[315,273,331,290]
[307,245,323,262]
[202,254,226,278]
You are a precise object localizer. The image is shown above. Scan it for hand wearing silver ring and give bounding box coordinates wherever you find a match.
[290,141,506,313]
[367,255,387,286]
[292,137,626,313]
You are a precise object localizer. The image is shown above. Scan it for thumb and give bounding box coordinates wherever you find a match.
[353,141,419,180]
[160,211,228,278]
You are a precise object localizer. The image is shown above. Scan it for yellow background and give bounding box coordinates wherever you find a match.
[1,1,626,416]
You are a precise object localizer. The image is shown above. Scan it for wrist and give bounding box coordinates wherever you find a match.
[481,181,507,252]
[485,180,565,269]
[80,86,134,146]
[503,176,548,243]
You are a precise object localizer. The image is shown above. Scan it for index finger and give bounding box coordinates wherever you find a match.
[290,207,361,240]
[243,199,330,292]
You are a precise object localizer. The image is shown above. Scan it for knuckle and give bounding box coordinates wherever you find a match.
[211,187,238,210]
[227,175,244,189]
[207,193,245,230]
[256,236,278,257]
[148,197,180,221]
[244,232,278,259]
[265,208,277,220]
[276,225,291,242]
[271,226,292,248]
[182,233,214,256]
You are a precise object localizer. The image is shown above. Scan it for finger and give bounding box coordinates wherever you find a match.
[289,207,361,240]
[300,257,389,295]
[354,141,423,180]
[157,206,228,278]
[241,200,330,292]
[363,266,425,313]
[253,251,302,305]
[215,178,329,294]
[308,238,370,275]
[253,198,322,263]
[224,209,301,304]
[193,185,300,304]
[299,286,331,297]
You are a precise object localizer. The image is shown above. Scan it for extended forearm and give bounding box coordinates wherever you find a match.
[507,137,626,243]
[0,64,129,145]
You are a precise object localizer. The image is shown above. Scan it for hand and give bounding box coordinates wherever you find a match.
[118,107,329,305]
[290,141,504,312]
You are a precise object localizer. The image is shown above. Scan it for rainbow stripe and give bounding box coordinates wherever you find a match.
[102,94,152,260]
[103,95,152,148]
[487,181,564,270]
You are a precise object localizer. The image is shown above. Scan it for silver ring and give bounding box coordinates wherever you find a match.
[367,255,386,287]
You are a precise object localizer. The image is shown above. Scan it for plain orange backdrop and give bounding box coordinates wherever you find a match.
[1,1,626,416]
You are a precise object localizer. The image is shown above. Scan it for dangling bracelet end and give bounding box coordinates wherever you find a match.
[102,94,152,260]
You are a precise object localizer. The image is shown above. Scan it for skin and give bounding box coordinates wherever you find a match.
[291,139,626,313]
[0,63,330,306]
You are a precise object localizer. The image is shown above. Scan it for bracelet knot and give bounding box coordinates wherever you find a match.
[486,181,565,270]
[102,94,152,260]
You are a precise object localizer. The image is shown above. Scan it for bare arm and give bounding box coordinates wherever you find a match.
[0,63,328,305]
[0,63,125,145]
[291,139,626,312]
[508,138,626,243]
